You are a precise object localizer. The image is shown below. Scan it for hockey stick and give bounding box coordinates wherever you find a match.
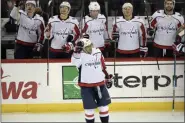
[113,10,122,88]
[172,53,176,112]
[143,0,160,70]
[46,0,54,86]
[79,0,84,38]
[104,0,109,57]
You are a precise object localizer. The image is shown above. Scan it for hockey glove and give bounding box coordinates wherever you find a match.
[112,32,119,40]
[66,34,74,43]
[105,74,113,89]
[147,28,154,36]
[33,42,44,52]
[62,42,74,53]
[15,0,20,7]
[83,34,89,39]
[172,42,184,53]
[74,41,84,53]
[140,47,148,57]
[105,39,111,48]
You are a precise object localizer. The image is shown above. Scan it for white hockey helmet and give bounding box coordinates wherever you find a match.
[26,0,36,7]
[60,1,71,10]
[79,38,92,48]
[88,2,100,11]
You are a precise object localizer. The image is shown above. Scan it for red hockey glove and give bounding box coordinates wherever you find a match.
[62,42,74,53]
[172,42,184,53]
[105,74,113,89]
[74,41,84,53]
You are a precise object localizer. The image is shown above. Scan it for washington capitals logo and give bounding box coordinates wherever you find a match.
[120,26,138,38]
[158,23,176,33]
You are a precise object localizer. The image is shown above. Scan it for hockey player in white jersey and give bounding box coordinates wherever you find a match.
[112,3,147,58]
[82,1,110,57]
[10,0,45,59]
[71,38,112,123]
[148,0,184,57]
[45,1,80,58]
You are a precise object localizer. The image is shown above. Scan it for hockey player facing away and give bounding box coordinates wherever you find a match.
[148,0,184,57]
[45,1,80,58]
[82,2,110,57]
[10,0,45,59]
[71,38,113,123]
[112,3,147,58]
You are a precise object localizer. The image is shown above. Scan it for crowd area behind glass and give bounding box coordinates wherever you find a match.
[1,0,185,59]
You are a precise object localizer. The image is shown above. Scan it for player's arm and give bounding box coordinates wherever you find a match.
[10,0,22,21]
[82,16,89,39]
[177,24,185,38]
[139,21,147,47]
[37,19,45,43]
[139,21,148,57]
[100,54,113,88]
[111,18,119,40]
[44,22,53,40]
[71,41,83,68]
[148,11,159,36]
[33,19,45,52]
[72,23,80,42]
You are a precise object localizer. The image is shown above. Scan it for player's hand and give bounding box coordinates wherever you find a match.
[105,39,111,48]
[147,28,154,36]
[33,42,43,52]
[74,41,83,53]
[105,74,113,89]
[112,32,119,40]
[140,47,148,57]
[62,42,74,53]
[44,25,51,39]
[66,34,74,42]
[15,0,21,7]
[172,42,184,53]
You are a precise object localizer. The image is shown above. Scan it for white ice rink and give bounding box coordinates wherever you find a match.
[2,111,184,122]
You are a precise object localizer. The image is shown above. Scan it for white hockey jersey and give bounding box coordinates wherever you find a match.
[71,48,106,87]
[151,10,184,49]
[82,14,109,48]
[47,15,80,50]
[112,16,146,54]
[10,6,45,45]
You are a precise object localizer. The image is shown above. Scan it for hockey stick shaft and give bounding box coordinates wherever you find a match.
[113,10,117,75]
[172,53,176,112]
[143,0,160,70]
[79,0,84,38]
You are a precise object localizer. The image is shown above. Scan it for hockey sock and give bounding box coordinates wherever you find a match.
[100,116,109,123]
[85,118,94,123]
